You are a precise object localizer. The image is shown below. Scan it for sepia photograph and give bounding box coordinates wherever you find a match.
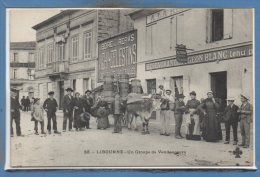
[6,8,254,169]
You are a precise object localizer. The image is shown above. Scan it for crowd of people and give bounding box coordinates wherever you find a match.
[10,84,253,148]
[158,85,253,148]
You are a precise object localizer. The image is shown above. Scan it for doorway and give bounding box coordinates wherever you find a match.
[210,71,227,112]
[59,81,64,109]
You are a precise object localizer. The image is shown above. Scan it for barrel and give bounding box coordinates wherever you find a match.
[103,75,114,103]
[119,74,129,98]
[131,79,142,94]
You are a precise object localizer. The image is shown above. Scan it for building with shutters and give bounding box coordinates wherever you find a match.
[129,9,253,110]
[32,10,133,108]
[10,41,37,100]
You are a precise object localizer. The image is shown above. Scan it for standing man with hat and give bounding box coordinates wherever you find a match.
[174,94,186,139]
[237,94,253,148]
[62,88,74,132]
[43,91,60,134]
[10,88,22,137]
[82,90,94,129]
[223,97,239,145]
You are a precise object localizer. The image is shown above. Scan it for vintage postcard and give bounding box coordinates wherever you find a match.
[6,8,255,169]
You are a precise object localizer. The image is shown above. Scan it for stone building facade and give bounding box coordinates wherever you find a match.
[32,9,133,108]
[10,41,36,100]
[129,9,253,112]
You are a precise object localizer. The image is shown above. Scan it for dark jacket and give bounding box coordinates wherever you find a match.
[82,95,94,113]
[185,99,200,114]
[62,94,74,113]
[11,96,21,117]
[72,97,84,116]
[174,100,186,114]
[43,98,58,113]
[223,104,239,122]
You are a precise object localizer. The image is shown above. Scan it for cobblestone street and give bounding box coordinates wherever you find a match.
[9,111,254,168]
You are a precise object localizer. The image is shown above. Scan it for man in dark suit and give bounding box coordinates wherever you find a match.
[43,91,60,134]
[62,88,74,131]
[82,90,94,129]
[10,88,22,137]
[223,97,239,145]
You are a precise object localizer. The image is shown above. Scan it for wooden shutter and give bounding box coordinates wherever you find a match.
[223,9,233,39]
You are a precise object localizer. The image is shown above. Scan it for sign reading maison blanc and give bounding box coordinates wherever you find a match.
[145,44,253,71]
[98,30,137,82]
[146,9,190,25]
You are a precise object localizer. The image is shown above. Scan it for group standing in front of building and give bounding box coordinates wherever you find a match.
[156,84,253,148]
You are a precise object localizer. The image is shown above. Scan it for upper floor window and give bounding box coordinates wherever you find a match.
[13,53,18,62]
[211,9,224,42]
[38,47,45,69]
[207,9,233,43]
[13,68,17,79]
[28,53,35,63]
[47,44,54,64]
[57,43,65,61]
[71,35,79,62]
[83,31,92,60]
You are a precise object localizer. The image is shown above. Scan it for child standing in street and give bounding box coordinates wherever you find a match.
[31,98,45,135]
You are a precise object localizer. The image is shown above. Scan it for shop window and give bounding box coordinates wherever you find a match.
[170,76,183,97]
[83,31,92,60]
[146,79,156,94]
[71,35,79,62]
[28,53,35,63]
[83,78,89,91]
[73,79,76,91]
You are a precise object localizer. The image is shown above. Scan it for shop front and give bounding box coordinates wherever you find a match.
[138,43,253,110]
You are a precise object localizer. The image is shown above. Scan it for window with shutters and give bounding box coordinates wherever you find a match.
[71,35,79,62]
[47,44,54,64]
[83,31,92,60]
[38,47,45,69]
[211,9,224,42]
[57,43,65,61]
[207,9,233,43]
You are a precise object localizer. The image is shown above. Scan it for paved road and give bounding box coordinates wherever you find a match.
[9,111,254,168]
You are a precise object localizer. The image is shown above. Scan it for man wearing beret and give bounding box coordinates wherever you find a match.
[174,94,186,139]
[43,91,60,134]
[10,88,22,137]
[62,88,74,131]
[237,94,253,148]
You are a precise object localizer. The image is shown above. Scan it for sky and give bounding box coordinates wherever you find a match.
[9,9,62,42]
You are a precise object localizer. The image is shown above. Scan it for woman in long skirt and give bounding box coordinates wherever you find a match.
[73,92,84,131]
[198,91,222,142]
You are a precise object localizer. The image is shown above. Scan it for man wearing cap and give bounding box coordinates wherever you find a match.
[82,90,94,129]
[62,88,74,131]
[10,88,22,136]
[43,91,60,134]
[237,94,253,148]
[174,94,186,139]
[223,97,239,145]
[185,91,201,140]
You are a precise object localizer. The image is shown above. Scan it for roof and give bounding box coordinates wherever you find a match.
[10,41,36,50]
[128,9,161,20]
[32,10,80,30]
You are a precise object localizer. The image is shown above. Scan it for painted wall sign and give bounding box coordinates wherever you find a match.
[146,9,190,25]
[98,30,137,82]
[145,44,253,71]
